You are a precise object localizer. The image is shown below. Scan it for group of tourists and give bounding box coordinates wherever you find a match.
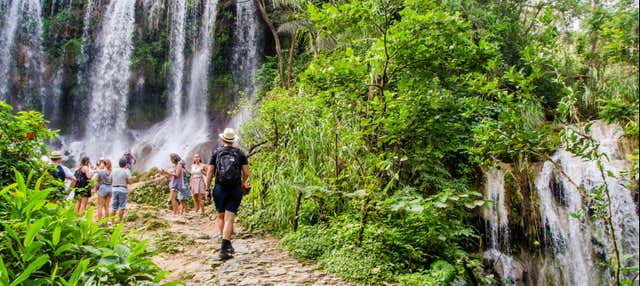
[158,127,250,259]
[48,150,134,224]
[48,127,250,260]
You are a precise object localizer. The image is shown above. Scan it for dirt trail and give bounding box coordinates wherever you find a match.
[125,203,356,286]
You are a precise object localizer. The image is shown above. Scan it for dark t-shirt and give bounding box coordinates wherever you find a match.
[209,146,248,184]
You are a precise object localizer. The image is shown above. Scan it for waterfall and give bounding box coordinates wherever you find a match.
[79,0,94,85]
[482,165,524,283]
[0,0,45,110]
[534,121,639,285]
[168,0,186,117]
[17,0,45,111]
[0,0,21,101]
[186,0,217,117]
[483,166,510,250]
[228,0,262,130]
[130,0,219,169]
[84,0,136,158]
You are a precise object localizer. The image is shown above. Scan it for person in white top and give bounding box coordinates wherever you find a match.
[190,154,208,216]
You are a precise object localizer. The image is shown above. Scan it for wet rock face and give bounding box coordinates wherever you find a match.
[483,249,525,286]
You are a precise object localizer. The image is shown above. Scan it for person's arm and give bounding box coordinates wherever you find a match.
[205,164,214,189]
[64,167,77,188]
[83,166,92,179]
[241,164,250,189]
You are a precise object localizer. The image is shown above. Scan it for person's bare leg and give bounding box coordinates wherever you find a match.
[80,197,89,214]
[170,191,178,214]
[117,209,124,223]
[180,201,187,215]
[111,210,117,224]
[96,197,104,221]
[104,195,111,221]
[216,212,225,237]
[199,195,205,214]
[222,211,236,240]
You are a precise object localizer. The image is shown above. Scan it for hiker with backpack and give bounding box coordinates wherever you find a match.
[160,153,189,216]
[205,128,250,260]
[189,154,207,217]
[74,156,93,214]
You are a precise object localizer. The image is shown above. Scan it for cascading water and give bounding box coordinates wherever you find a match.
[168,0,186,118]
[483,166,510,250]
[0,0,21,101]
[130,0,219,169]
[83,0,136,159]
[534,121,639,285]
[0,0,45,109]
[482,165,523,283]
[228,0,262,130]
[482,121,638,285]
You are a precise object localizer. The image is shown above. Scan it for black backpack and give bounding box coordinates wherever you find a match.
[215,148,241,185]
[74,168,89,189]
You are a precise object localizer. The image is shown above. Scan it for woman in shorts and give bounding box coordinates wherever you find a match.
[95,159,112,222]
[161,153,186,215]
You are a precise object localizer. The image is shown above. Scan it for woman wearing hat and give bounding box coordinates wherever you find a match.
[205,128,250,260]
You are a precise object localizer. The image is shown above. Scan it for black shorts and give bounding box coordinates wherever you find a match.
[75,187,91,199]
[213,183,243,214]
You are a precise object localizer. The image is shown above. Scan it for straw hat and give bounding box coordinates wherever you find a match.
[219,128,237,143]
[50,151,63,160]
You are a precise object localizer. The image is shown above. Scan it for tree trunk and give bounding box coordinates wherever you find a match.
[356,194,370,247]
[255,0,286,88]
[286,30,297,89]
[293,189,302,231]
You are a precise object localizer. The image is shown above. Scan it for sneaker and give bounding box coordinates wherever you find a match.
[218,248,233,260]
[219,239,234,260]
[225,241,235,254]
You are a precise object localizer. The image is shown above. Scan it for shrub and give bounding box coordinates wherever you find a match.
[0,171,180,285]
[130,179,170,208]
[0,101,54,186]
[280,225,336,260]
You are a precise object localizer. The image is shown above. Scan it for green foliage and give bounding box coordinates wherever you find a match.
[245,0,639,284]
[0,102,55,187]
[0,171,178,285]
[130,179,170,208]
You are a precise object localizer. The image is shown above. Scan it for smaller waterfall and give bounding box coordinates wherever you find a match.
[534,121,639,285]
[482,165,524,283]
[536,157,596,285]
[228,0,262,130]
[84,0,136,158]
[483,166,510,250]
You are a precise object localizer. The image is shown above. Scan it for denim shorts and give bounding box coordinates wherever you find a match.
[213,184,243,214]
[98,184,112,197]
[111,189,128,210]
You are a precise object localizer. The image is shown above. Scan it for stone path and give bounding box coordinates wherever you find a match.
[125,204,356,286]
